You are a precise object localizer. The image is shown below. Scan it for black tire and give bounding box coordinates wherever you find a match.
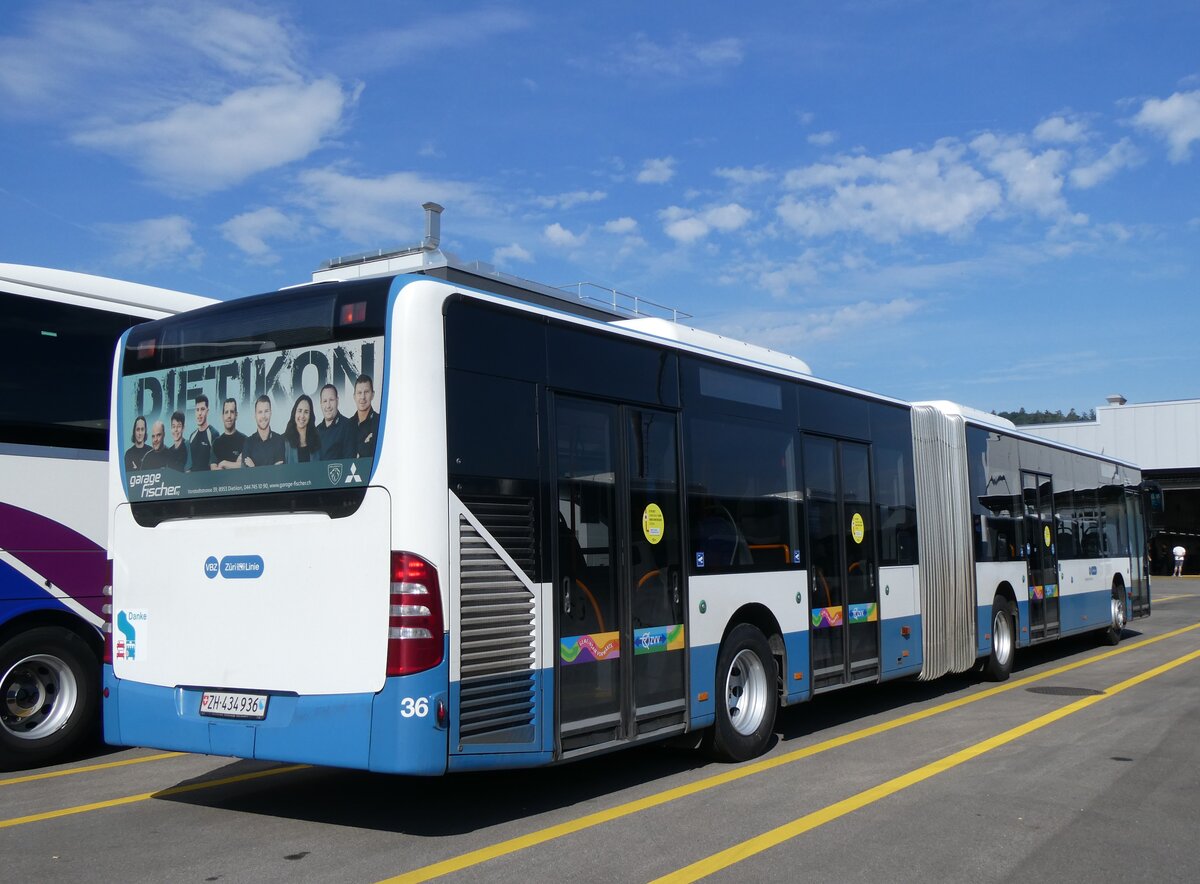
[703,624,777,762]
[1104,588,1127,646]
[0,626,100,771]
[984,595,1016,682]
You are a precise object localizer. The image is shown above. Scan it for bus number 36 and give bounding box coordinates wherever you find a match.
[400,697,429,718]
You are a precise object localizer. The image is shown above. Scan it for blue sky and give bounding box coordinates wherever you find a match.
[2,1,1198,414]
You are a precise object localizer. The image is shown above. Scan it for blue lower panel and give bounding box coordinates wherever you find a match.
[879,615,922,679]
[1058,590,1110,634]
[781,630,810,704]
[104,655,452,775]
[982,587,1113,653]
[689,643,717,729]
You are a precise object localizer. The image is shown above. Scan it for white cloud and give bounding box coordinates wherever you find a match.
[0,2,305,112]
[637,157,677,184]
[603,217,639,234]
[807,130,839,147]
[102,215,202,268]
[220,207,300,263]
[332,9,531,74]
[714,298,921,351]
[604,33,743,78]
[1033,115,1090,144]
[714,166,773,186]
[1069,138,1141,189]
[1131,90,1200,163]
[544,223,586,248]
[296,167,489,244]
[493,243,533,265]
[971,133,1071,218]
[779,141,1003,241]
[75,79,349,195]
[661,203,752,244]
[536,190,607,210]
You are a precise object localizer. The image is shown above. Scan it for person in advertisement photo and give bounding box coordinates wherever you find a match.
[316,383,352,460]
[284,394,322,464]
[352,374,379,458]
[243,395,286,467]
[165,411,190,472]
[140,420,170,469]
[213,398,246,469]
[188,394,218,472]
[124,415,148,472]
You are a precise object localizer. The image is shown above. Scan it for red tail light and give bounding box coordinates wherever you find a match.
[102,559,114,664]
[387,552,444,676]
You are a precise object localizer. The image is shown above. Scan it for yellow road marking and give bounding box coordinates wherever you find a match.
[380,621,1200,883]
[1153,594,1186,602]
[0,764,308,829]
[654,646,1200,883]
[0,752,186,788]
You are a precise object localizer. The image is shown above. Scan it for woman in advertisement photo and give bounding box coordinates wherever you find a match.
[284,394,323,464]
[123,415,148,472]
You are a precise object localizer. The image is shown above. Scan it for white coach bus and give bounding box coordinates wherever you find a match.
[0,264,210,769]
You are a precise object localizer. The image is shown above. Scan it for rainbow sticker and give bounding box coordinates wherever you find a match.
[634,624,685,655]
[848,603,878,624]
[1031,585,1044,600]
[812,606,844,629]
[561,632,620,665]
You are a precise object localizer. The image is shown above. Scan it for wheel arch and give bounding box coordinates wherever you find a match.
[722,603,784,698]
[0,608,103,662]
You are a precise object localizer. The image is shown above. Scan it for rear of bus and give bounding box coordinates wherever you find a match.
[104,275,455,774]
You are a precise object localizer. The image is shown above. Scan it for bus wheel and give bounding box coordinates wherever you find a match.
[0,627,99,771]
[984,596,1016,682]
[1105,590,1126,646]
[705,624,777,762]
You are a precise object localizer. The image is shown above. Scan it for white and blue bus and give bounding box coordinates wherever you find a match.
[0,264,210,769]
[103,235,1149,773]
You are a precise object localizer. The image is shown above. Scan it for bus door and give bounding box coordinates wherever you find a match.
[1023,471,1060,641]
[552,397,687,755]
[1125,487,1150,616]
[803,435,880,692]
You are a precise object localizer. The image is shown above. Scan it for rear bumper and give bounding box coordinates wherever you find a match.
[103,653,450,775]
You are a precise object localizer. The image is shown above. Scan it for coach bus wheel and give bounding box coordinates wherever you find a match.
[704,624,777,762]
[1105,590,1126,646]
[0,627,99,771]
[984,596,1016,682]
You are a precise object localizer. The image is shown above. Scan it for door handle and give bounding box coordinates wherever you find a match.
[562,576,572,616]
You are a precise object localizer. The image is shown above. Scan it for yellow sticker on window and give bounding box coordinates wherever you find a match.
[643,503,665,545]
[851,512,865,544]
[1044,525,1051,548]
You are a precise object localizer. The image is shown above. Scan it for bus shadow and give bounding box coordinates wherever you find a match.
[151,629,1138,835]
[151,743,710,836]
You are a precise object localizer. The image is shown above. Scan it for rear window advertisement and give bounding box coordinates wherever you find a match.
[120,336,384,501]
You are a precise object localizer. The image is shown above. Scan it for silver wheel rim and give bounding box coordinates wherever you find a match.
[1,654,78,741]
[1111,595,1126,634]
[992,607,1013,667]
[725,648,769,736]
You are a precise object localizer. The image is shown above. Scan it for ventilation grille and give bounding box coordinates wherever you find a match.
[459,494,536,578]
[458,516,536,743]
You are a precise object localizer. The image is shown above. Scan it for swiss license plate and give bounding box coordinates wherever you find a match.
[199,690,268,719]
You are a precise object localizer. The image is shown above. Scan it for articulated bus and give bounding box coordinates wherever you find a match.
[103,251,1149,773]
[0,264,211,769]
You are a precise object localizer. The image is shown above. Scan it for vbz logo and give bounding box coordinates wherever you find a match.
[204,556,219,580]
